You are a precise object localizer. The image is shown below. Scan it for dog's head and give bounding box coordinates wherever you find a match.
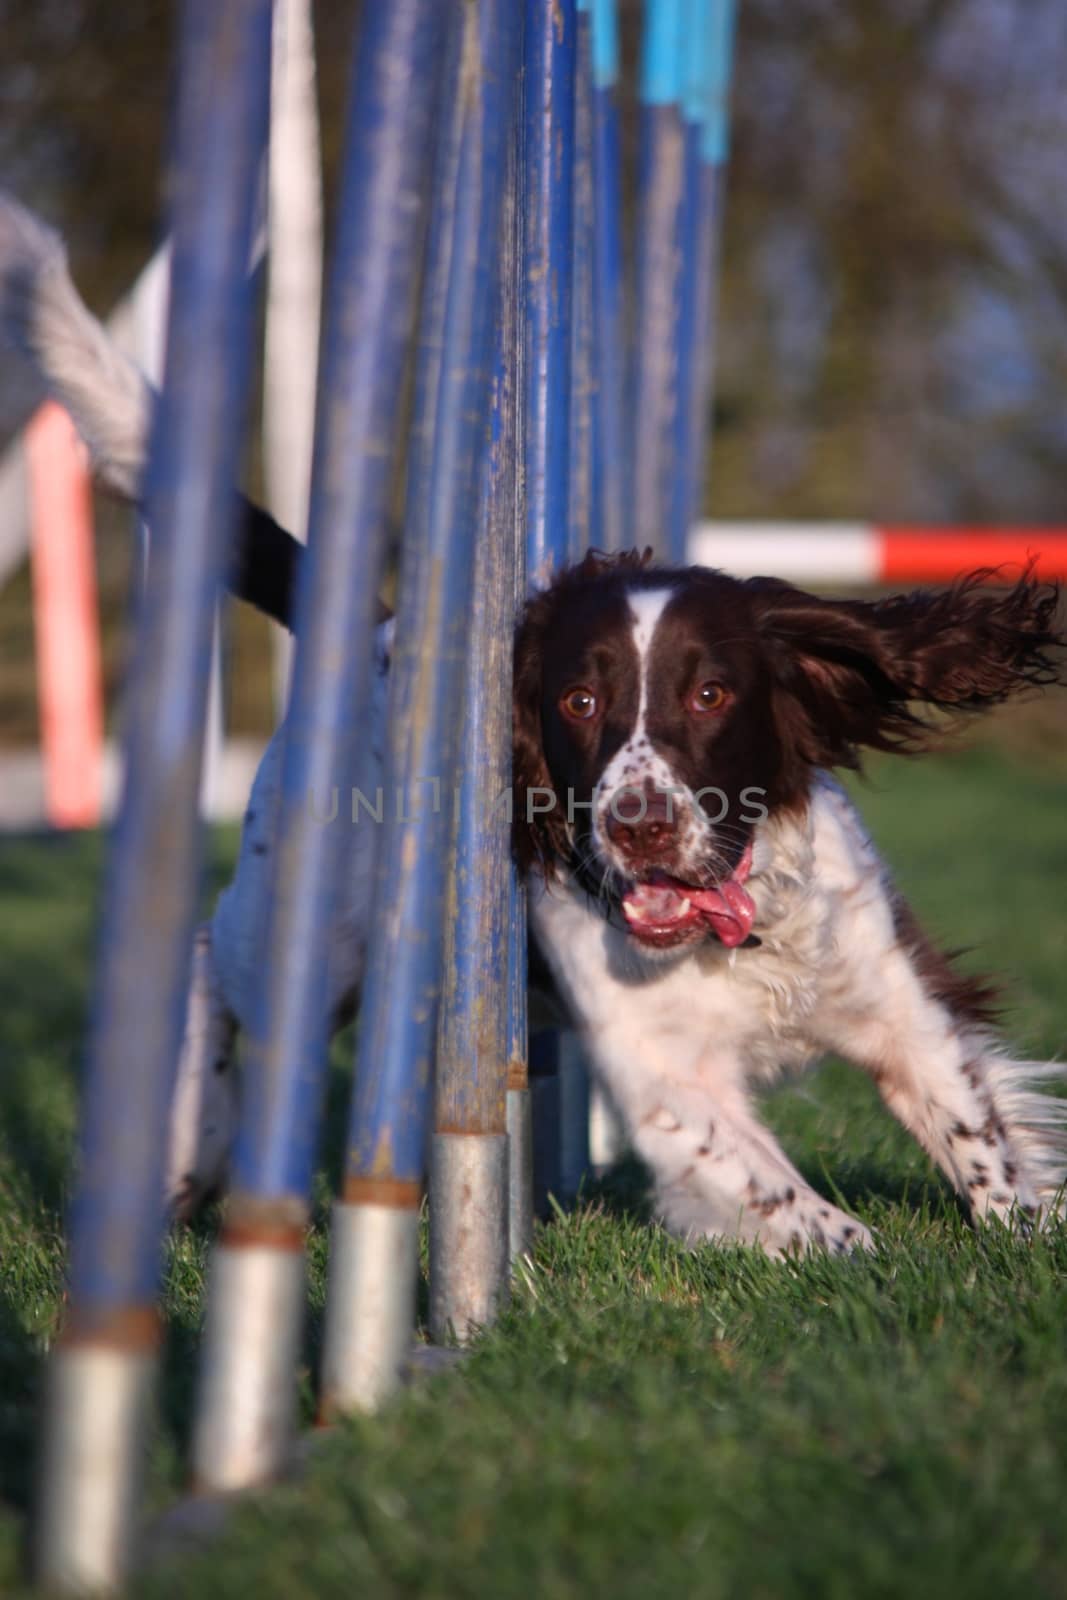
[513,552,1061,955]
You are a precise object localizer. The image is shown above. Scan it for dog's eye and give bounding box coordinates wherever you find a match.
[560,686,598,721]
[689,681,728,714]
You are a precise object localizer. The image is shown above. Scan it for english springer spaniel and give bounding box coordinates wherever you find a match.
[4,191,1066,1253]
[512,552,1066,1251]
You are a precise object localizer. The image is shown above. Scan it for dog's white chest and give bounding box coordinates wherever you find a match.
[529,777,899,1095]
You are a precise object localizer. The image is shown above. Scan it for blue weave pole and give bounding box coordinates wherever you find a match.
[671,0,713,548]
[191,0,446,1493]
[33,0,271,1588]
[588,0,626,555]
[322,0,522,1415]
[570,0,597,561]
[631,0,687,559]
[679,0,738,548]
[431,104,524,1339]
[524,0,577,587]
[507,136,532,1261]
[523,0,580,1206]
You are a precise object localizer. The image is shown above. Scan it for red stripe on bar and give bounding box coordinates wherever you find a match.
[27,402,104,829]
[878,529,1067,583]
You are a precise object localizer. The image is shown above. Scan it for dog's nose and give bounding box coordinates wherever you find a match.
[604,789,676,858]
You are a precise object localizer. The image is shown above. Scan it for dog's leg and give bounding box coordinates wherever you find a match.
[622,1075,873,1256]
[822,937,1067,1225]
[529,877,872,1255]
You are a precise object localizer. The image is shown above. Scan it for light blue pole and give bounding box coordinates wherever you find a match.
[588,0,626,555]
[34,1,272,1587]
[632,0,687,559]
[524,0,577,586]
[681,0,738,551]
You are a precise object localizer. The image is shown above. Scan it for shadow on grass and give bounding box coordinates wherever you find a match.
[576,1147,963,1236]
[0,829,245,1513]
[789,1150,960,1222]
[580,1154,654,1224]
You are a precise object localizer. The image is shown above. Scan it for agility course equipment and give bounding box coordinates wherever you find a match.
[632,0,737,561]
[193,0,449,1486]
[21,0,1067,1577]
[583,0,627,557]
[34,0,274,1583]
[689,522,1067,584]
[29,0,739,1589]
[320,0,519,1417]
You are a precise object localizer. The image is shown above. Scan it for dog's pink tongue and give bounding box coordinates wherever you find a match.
[622,843,757,947]
[688,879,756,947]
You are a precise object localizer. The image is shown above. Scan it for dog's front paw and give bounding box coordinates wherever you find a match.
[658,1181,875,1258]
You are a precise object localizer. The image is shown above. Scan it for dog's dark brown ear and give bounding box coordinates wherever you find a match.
[748,566,1063,771]
[512,593,570,876]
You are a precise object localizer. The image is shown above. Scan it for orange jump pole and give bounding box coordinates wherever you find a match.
[26,400,104,830]
[690,521,1067,585]
[878,528,1067,584]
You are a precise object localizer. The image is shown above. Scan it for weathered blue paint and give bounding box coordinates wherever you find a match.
[569,3,597,562]
[631,90,687,558]
[229,0,446,1206]
[507,116,530,1128]
[66,0,271,1320]
[590,6,626,554]
[522,0,577,1199]
[436,86,522,1137]
[634,0,737,561]
[523,0,576,587]
[345,0,521,1187]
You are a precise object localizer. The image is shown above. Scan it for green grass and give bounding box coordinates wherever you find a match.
[1,740,1067,1596]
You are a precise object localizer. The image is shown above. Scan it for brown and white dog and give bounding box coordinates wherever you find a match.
[512,553,1066,1251]
[4,191,1066,1252]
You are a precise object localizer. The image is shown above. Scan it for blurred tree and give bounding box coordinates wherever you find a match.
[1,0,1066,742]
[703,0,1067,520]
[3,0,1065,517]
[0,0,359,742]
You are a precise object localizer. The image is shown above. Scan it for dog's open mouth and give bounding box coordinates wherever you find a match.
[621,844,755,949]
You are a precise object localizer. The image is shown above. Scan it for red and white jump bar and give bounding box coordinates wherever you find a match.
[690,522,1067,585]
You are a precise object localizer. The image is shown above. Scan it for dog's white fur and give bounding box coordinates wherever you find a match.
[208,680,1067,1255]
[537,770,1066,1253]
[0,192,151,498]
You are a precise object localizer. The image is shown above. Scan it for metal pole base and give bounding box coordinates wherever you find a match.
[191,1238,305,1493]
[429,1131,509,1345]
[35,1342,156,1594]
[320,1200,420,1419]
[506,1085,534,1261]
